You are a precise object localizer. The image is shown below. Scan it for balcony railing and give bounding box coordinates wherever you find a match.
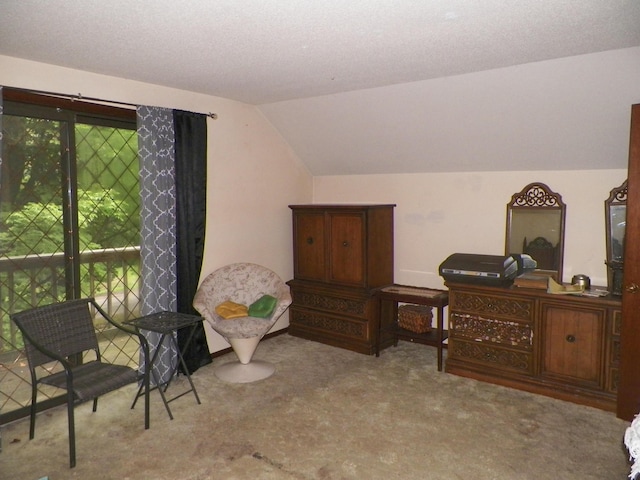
[0,246,141,355]
[0,246,142,423]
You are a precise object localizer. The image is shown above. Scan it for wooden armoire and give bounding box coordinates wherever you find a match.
[287,204,395,354]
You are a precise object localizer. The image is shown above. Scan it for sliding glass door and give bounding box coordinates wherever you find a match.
[0,95,142,423]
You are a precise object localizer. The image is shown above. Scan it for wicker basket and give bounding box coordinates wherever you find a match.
[398,304,433,333]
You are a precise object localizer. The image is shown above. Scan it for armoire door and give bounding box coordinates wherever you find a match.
[618,103,640,421]
[293,210,326,282]
[328,211,365,286]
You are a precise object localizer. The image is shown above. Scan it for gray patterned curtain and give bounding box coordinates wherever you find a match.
[137,105,178,384]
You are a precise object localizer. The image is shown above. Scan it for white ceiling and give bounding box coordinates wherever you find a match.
[1,1,639,175]
[1,0,639,105]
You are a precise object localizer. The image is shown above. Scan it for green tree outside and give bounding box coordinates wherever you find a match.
[1,115,140,349]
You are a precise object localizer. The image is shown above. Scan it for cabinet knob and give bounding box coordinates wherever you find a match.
[566,334,576,343]
[306,237,314,245]
[625,283,639,294]
[342,241,349,247]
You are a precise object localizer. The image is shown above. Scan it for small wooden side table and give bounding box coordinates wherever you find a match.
[128,311,203,419]
[375,284,449,371]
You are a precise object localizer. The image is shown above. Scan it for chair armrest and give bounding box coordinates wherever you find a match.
[89,298,150,354]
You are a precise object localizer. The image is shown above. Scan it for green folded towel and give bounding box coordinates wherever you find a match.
[248,294,278,318]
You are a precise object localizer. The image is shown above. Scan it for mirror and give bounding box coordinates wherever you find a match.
[505,182,566,281]
[605,179,627,295]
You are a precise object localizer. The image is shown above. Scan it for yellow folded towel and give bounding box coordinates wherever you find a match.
[215,300,248,319]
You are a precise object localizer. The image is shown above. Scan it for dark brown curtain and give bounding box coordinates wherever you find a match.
[174,110,211,373]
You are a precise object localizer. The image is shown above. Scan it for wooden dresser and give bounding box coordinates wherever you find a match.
[446,282,621,411]
[287,204,395,354]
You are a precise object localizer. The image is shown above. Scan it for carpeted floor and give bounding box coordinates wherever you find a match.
[0,334,632,479]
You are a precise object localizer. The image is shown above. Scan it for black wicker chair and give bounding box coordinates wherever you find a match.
[11,298,150,468]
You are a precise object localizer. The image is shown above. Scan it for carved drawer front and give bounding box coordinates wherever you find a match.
[609,335,621,366]
[607,367,619,394]
[612,309,622,335]
[450,291,533,323]
[450,312,533,350]
[292,290,369,319]
[605,309,621,394]
[449,338,534,374]
[609,309,621,366]
[289,306,369,341]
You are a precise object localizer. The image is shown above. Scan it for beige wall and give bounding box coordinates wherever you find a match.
[0,55,313,351]
[313,170,628,288]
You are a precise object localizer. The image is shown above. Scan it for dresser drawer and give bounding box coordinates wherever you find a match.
[448,338,534,375]
[450,290,534,323]
[449,312,533,350]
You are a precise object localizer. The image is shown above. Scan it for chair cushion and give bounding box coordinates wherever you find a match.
[40,361,139,403]
[248,294,278,318]
[215,301,249,319]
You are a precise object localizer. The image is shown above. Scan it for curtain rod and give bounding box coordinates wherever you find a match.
[5,86,218,119]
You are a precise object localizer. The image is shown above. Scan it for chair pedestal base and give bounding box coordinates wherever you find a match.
[214,360,276,383]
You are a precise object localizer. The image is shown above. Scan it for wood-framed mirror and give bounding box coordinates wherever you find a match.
[605,179,627,295]
[505,182,566,282]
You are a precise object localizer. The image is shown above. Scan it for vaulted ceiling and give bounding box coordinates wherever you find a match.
[1,1,639,174]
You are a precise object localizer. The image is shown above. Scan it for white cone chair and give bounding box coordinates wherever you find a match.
[193,263,291,383]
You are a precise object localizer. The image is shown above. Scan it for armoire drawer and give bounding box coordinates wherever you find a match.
[291,289,370,320]
[289,306,370,339]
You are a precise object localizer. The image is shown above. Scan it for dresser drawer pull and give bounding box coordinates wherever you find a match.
[566,334,576,343]
[306,237,314,245]
[342,241,349,247]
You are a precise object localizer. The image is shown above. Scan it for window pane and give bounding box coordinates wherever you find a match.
[0,115,66,317]
[75,123,141,321]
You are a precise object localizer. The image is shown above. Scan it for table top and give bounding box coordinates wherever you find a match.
[375,284,449,306]
[127,311,203,333]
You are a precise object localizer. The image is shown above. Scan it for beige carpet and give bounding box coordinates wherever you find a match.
[0,334,632,479]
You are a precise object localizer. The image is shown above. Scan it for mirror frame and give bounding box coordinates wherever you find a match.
[505,182,566,282]
[605,179,627,295]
